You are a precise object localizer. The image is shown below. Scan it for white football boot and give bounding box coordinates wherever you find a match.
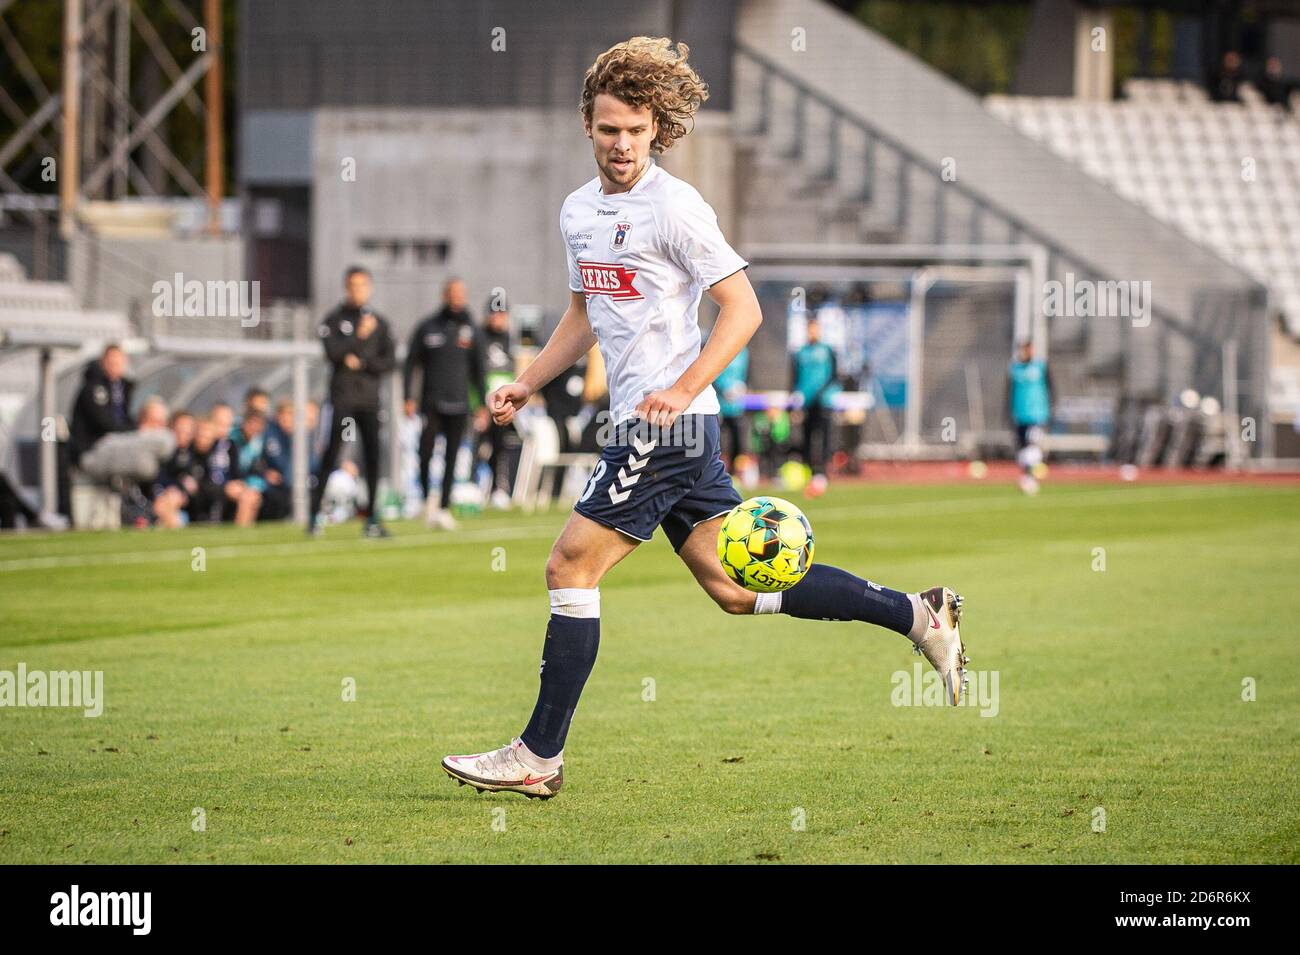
[911,586,970,705]
[441,738,563,799]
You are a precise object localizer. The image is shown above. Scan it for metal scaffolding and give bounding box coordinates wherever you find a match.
[0,0,225,245]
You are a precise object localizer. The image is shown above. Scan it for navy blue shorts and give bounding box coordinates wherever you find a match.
[573,413,743,552]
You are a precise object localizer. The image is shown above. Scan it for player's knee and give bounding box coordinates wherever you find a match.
[545,546,594,590]
[543,553,564,589]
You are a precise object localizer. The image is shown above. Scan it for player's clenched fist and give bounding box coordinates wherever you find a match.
[635,385,692,428]
[488,382,531,425]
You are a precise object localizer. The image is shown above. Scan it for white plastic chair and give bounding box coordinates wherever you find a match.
[513,414,600,513]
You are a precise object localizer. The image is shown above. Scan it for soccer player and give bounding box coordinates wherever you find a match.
[715,344,749,466]
[442,38,969,799]
[1008,339,1052,495]
[792,315,840,479]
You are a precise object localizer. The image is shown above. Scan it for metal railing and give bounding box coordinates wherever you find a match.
[736,42,1205,336]
[733,42,1269,445]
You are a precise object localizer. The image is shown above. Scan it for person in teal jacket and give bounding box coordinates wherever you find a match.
[791,317,841,476]
[1008,340,1053,489]
[715,346,749,465]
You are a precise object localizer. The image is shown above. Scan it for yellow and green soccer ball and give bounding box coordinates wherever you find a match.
[717,496,815,593]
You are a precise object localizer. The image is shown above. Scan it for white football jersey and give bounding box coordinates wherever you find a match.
[561,161,748,425]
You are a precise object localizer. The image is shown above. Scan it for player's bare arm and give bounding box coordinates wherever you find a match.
[635,269,761,427]
[488,290,594,426]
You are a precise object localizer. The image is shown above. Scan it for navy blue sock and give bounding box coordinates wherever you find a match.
[779,564,914,635]
[520,604,600,759]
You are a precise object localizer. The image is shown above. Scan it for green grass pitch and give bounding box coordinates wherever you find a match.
[1,480,1297,864]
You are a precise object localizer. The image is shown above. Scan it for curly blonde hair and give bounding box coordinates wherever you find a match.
[580,37,709,153]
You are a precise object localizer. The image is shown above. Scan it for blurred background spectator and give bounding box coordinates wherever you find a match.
[69,344,133,468]
[404,277,484,530]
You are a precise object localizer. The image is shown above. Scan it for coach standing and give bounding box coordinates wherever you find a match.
[310,266,396,538]
[404,278,485,530]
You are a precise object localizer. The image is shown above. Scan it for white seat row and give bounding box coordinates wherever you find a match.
[987,81,1300,336]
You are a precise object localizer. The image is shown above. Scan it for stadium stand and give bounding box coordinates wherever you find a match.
[732,0,1271,456]
[986,80,1300,337]
[986,77,1300,449]
[0,253,129,354]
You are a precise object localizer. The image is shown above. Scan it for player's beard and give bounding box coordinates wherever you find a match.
[600,152,647,190]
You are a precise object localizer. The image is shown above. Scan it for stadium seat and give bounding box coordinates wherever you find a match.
[986,79,1300,337]
[70,480,122,531]
[511,414,600,513]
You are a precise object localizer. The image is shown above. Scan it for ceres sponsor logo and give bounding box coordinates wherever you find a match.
[577,260,642,301]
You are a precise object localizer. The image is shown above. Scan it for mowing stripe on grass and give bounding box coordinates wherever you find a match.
[0,523,560,573]
[0,483,1270,574]
[798,483,1261,522]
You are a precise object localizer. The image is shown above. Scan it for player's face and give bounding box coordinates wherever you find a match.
[586,94,656,193]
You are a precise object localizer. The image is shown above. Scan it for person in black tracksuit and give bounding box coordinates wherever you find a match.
[404,278,485,519]
[539,354,587,498]
[310,266,397,536]
[70,344,134,467]
[479,296,520,501]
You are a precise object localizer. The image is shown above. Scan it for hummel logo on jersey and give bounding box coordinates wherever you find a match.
[609,434,656,503]
[578,261,643,301]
